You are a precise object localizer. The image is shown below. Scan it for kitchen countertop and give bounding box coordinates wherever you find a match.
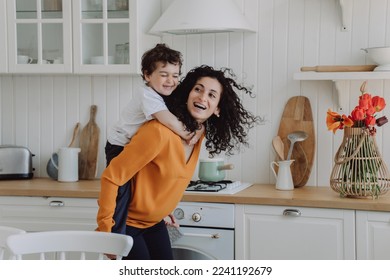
[1,178,390,211]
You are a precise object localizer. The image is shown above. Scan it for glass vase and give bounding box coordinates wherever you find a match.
[330,127,390,199]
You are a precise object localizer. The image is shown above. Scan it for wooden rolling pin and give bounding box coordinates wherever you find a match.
[300,65,377,72]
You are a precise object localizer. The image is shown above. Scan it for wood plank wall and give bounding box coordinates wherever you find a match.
[1,0,390,188]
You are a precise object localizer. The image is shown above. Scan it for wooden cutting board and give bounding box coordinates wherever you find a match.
[79,105,100,180]
[277,96,315,187]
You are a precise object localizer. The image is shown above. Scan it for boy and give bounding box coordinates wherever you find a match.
[105,44,203,234]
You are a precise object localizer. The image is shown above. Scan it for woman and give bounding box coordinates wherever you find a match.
[97,65,260,259]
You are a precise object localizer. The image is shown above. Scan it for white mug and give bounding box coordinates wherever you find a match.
[270,160,294,191]
[52,147,81,182]
[17,55,33,64]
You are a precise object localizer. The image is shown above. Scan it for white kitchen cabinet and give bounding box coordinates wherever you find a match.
[72,0,160,74]
[6,0,73,73]
[0,196,98,232]
[356,210,390,259]
[0,1,8,73]
[5,0,160,74]
[235,204,356,260]
[0,196,100,259]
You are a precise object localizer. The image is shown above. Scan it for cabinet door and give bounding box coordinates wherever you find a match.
[72,0,160,74]
[356,210,390,259]
[0,1,7,73]
[6,0,72,73]
[0,196,98,231]
[235,205,356,260]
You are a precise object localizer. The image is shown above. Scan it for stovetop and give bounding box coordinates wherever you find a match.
[185,180,253,195]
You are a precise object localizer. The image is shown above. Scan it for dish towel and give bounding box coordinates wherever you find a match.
[167,225,183,243]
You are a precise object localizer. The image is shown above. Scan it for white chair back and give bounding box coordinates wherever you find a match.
[0,226,26,259]
[6,230,133,260]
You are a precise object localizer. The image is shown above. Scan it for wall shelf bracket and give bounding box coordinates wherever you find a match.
[333,80,348,112]
[339,0,352,32]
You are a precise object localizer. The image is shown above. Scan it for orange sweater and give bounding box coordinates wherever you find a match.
[97,120,203,232]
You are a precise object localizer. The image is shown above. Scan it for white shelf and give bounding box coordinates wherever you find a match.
[294,71,390,81]
[294,71,390,112]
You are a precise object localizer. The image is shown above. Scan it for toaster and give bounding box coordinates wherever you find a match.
[0,145,34,179]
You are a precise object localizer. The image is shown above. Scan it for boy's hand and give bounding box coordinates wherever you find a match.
[187,124,205,145]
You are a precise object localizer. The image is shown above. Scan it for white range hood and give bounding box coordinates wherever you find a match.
[149,0,256,35]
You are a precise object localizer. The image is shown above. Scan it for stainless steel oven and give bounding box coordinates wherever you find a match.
[171,202,235,260]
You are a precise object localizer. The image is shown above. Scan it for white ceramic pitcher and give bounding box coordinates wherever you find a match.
[51,147,81,182]
[270,160,294,191]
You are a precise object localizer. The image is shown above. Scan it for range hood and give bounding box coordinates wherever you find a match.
[149,0,256,35]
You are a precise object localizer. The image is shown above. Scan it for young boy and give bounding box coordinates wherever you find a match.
[105,44,203,234]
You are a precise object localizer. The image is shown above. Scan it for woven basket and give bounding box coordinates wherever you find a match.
[330,127,390,199]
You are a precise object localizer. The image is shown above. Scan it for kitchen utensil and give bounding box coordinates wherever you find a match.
[272,136,285,160]
[270,160,294,191]
[300,65,377,72]
[361,47,390,71]
[286,131,308,160]
[277,96,315,187]
[68,122,80,147]
[198,158,234,182]
[46,123,80,180]
[79,105,100,180]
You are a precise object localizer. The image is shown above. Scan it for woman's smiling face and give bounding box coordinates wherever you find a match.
[187,77,222,123]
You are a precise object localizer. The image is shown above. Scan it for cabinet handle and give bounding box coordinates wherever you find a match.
[283,209,301,217]
[49,201,64,207]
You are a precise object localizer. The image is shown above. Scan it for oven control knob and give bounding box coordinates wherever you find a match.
[192,213,201,222]
[173,208,185,220]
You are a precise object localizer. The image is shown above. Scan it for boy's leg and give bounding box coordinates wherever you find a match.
[105,141,132,234]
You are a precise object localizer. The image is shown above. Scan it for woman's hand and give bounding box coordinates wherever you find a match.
[164,213,179,228]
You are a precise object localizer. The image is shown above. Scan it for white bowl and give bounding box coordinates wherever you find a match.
[362,47,390,71]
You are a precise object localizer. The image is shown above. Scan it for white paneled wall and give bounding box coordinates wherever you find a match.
[1,0,390,188]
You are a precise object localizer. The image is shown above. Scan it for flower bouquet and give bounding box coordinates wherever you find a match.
[327,81,390,198]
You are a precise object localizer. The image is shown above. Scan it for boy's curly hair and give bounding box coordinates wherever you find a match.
[141,44,183,80]
[165,65,261,157]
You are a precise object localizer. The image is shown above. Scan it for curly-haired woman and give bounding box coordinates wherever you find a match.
[97,65,260,260]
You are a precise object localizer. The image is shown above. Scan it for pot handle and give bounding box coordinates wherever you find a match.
[217,164,234,171]
[51,153,58,170]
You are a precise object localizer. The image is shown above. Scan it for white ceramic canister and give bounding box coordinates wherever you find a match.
[52,147,81,182]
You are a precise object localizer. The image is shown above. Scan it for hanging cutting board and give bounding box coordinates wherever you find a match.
[277,96,315,187]
[79,105,100,180]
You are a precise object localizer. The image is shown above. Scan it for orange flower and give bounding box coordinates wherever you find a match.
[350,106,365,121]
[359,93,372,110]
[326,109,353,133]
[326,81,387,133]
[372,96,386,112]
[365,115,376,127]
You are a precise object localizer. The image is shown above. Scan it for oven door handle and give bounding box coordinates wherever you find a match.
[182,233,220,239]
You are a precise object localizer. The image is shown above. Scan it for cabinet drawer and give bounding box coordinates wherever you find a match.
[0,196,98,231]
[235,204,356,260]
